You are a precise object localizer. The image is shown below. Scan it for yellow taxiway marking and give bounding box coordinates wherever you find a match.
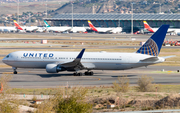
[2,72,23,74]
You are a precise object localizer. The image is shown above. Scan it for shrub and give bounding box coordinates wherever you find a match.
[137,75,154,92]
[113,76,129,93]
[32,96,37,101]
[36,87,93,113]
[0,74,19,113]
[113,81,121,92]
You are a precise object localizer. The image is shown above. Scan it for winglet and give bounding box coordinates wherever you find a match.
[76,48,85,59]
[60,49,85,69]
[136,25,169,56]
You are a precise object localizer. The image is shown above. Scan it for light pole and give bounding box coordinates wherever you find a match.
[72,3,73,28]
[46,0,48,18]
[159,3,161,14]
[92,4,95,14]
[17,0,19,24]
[29,13,31,26]
[131,3,133,35]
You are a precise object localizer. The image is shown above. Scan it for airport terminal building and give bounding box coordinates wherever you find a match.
[45,13,180,32]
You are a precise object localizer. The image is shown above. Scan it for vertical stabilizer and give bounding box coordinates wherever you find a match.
[44,20,50,27]
[88,20,98,32]
[136,25,169,56]
[143,21,154,33]
[14,20,23,30]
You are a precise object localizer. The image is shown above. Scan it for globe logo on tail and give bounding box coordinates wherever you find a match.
[136,38,159,56]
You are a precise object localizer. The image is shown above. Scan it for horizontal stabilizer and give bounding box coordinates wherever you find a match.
[162,55,176,59]
[140,57,159,62]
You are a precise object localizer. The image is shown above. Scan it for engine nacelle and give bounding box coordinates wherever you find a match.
[46,64,66,73]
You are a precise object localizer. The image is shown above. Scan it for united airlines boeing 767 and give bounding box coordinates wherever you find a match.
[2,25,174,76]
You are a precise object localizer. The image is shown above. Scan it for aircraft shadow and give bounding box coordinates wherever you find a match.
[37,73,99,78]
[37,73,73,78]
[111,75,137,78]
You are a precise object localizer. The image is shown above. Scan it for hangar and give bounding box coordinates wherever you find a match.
[45,13,180,33]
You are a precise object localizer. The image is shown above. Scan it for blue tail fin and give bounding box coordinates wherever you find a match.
[44,20,50,27]
[136,25,169,56]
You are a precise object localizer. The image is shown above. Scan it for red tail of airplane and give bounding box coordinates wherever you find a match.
[88,20,98,32]
[14,20,23,30]
[143,21,154,33]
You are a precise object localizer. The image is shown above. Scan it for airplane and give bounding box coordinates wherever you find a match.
[0,26,17,33]
[14,20,38,32]
[44,20,71,33]
[143,21,180,35]
[88,20,122,34]
[44,20,87,33]
[69,27,87,33]
[2,25,174,76]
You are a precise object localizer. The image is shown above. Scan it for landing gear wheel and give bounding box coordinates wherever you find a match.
[12,67,17,74]
[78,72,82,76]
[85,72,88,75]
[84,71,94,76]
[73,72,77,76]
[13,71,17,74]
[89,71,93,75]
[73,72,83,76]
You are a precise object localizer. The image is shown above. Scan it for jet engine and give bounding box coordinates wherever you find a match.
[46,64,66,73]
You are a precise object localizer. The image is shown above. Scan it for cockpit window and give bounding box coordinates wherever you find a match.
[6,55,9,58]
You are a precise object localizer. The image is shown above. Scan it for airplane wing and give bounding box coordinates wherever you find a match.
[97,28,113,33]
[167,30,175,33]
[60,49,85,71]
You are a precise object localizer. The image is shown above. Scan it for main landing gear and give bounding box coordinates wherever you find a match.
[73,71,94,76]
[73,72,83,76]
[84,71,93,76]
[12,67,17,74]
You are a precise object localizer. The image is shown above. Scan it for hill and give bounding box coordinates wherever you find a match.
[52,0,180,15]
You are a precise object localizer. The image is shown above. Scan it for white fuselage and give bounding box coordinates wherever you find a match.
[46,26,71,32]
[2,51,164,71]
[21,26,38,32]
[95,27,122,33]
[70,27,87,33]
[0,26,16,32]
[150,28,180,34]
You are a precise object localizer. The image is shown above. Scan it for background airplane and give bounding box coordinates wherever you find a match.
[0,26,16,33]
[14,20,38,33]
[44,20,87,33]
[88,20,122,34]
[2,25,174,76]
[143,21,180,35]
[44,20,71,33]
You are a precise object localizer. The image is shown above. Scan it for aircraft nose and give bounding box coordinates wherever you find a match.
[2,57,7,63]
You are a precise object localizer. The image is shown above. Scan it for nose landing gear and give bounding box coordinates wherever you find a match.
[12,67,17,74]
